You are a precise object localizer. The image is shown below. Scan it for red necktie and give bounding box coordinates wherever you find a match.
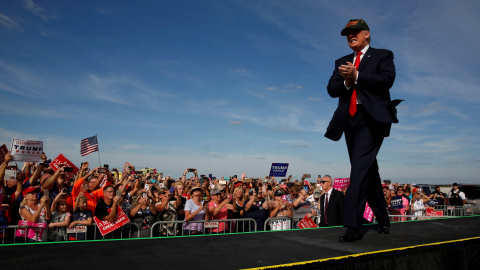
[349,51,362,117]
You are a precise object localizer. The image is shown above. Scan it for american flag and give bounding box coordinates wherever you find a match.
[80,135,99,156]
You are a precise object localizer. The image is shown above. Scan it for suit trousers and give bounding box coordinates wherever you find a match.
[343,105,390,228]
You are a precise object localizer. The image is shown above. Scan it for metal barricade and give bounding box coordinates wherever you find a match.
[264,216,294,231]
[388,214,452,222]
[1,222,141,245]
[150,218,258,237]
[433,205,480,217]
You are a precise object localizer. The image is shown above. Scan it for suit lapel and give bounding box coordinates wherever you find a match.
[358,47,374,71]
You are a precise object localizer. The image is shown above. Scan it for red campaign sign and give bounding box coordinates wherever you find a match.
[333,178,350,190]
[0,144,8,165]
[93,206,130,236]
[50,153,79,180]
[426,208,443,217]
[297,214,318,229]
[363,202,374,222]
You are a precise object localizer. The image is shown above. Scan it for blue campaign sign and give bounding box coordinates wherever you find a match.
[269,163,289,177]
[390,196,403,210]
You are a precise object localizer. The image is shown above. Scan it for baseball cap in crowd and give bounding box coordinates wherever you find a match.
[413,188,423,194]
[341,19,369,36]
[190,186,202,195]
[382,184,388,188]
[210,188,222,195]
[215,184,225,191]
[453,183,459,186]
[234,181,243,188]
[313,188,322,199]
[22,186,40,197]
[274,190,283,196]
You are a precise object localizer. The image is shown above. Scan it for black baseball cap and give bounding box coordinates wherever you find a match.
[341,19,370,36]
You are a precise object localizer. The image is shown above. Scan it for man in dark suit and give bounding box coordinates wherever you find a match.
[324,19,402,242]
[319,175,344,227]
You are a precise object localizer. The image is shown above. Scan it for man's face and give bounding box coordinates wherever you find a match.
[104,187,114,200]
[346,29,370,52]
[88,178,97,190]
[320,177,332,191]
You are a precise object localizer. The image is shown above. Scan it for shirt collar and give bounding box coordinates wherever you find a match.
[355,44,370,55]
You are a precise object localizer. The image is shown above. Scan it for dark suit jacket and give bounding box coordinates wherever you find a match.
[319,189,345,227]
[324,47,402,141]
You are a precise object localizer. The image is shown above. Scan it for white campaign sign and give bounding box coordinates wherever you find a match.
[10,138,43,162]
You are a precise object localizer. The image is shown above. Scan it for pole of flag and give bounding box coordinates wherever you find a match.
[96,134,101,167]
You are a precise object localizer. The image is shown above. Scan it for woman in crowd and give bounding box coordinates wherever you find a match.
[130,190,158,237]
[390,187,410,221]
[232,187,246,232]
[184,186,209,235]
[291,187,316,226]
[19,186,52,242]
[244,187,268,232]
[47,190,71,241]
[266,189,292,230]
[208,188,233,233]
[232,187,245,218]
[410,188,429,219]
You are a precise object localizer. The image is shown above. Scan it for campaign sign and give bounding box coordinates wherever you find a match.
[204,222,220,229]
[298,214,318,229]
[10,139,43,162]
[67,226,87,234]
[0,144,8,165]
[390,196,403,210]
[269,163,289,177]
[363,202,374,222]
[426,208,443,217]
[93,206,130,236]
[15,221,47,241]
[333,178,350,190]
[50,153,79,180]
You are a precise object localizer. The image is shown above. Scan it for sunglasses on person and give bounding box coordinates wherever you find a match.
[320,181,330,184]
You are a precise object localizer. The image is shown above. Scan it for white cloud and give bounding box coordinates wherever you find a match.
[0,13,24,31]
[307,97,322,102]
[22,0,48,20]
[82,73,172,107]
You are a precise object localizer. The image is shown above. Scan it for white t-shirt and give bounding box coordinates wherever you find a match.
[183,199,206,231]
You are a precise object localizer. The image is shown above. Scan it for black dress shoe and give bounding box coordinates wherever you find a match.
[339,227,363,242]
[376,225,390,234]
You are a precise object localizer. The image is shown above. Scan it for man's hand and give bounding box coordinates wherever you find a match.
[81,162,89,170]
[113,195,121,204]
[339,61,357,86]
[4,152,14,163]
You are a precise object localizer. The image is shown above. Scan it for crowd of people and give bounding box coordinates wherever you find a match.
[0,152,471,243]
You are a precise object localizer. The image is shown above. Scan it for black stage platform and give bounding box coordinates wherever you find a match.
[1,216,480,270]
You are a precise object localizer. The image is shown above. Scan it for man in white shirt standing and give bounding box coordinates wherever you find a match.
[319,175,344,227]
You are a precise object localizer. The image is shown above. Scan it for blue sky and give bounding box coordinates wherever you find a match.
[1,0,479,184]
